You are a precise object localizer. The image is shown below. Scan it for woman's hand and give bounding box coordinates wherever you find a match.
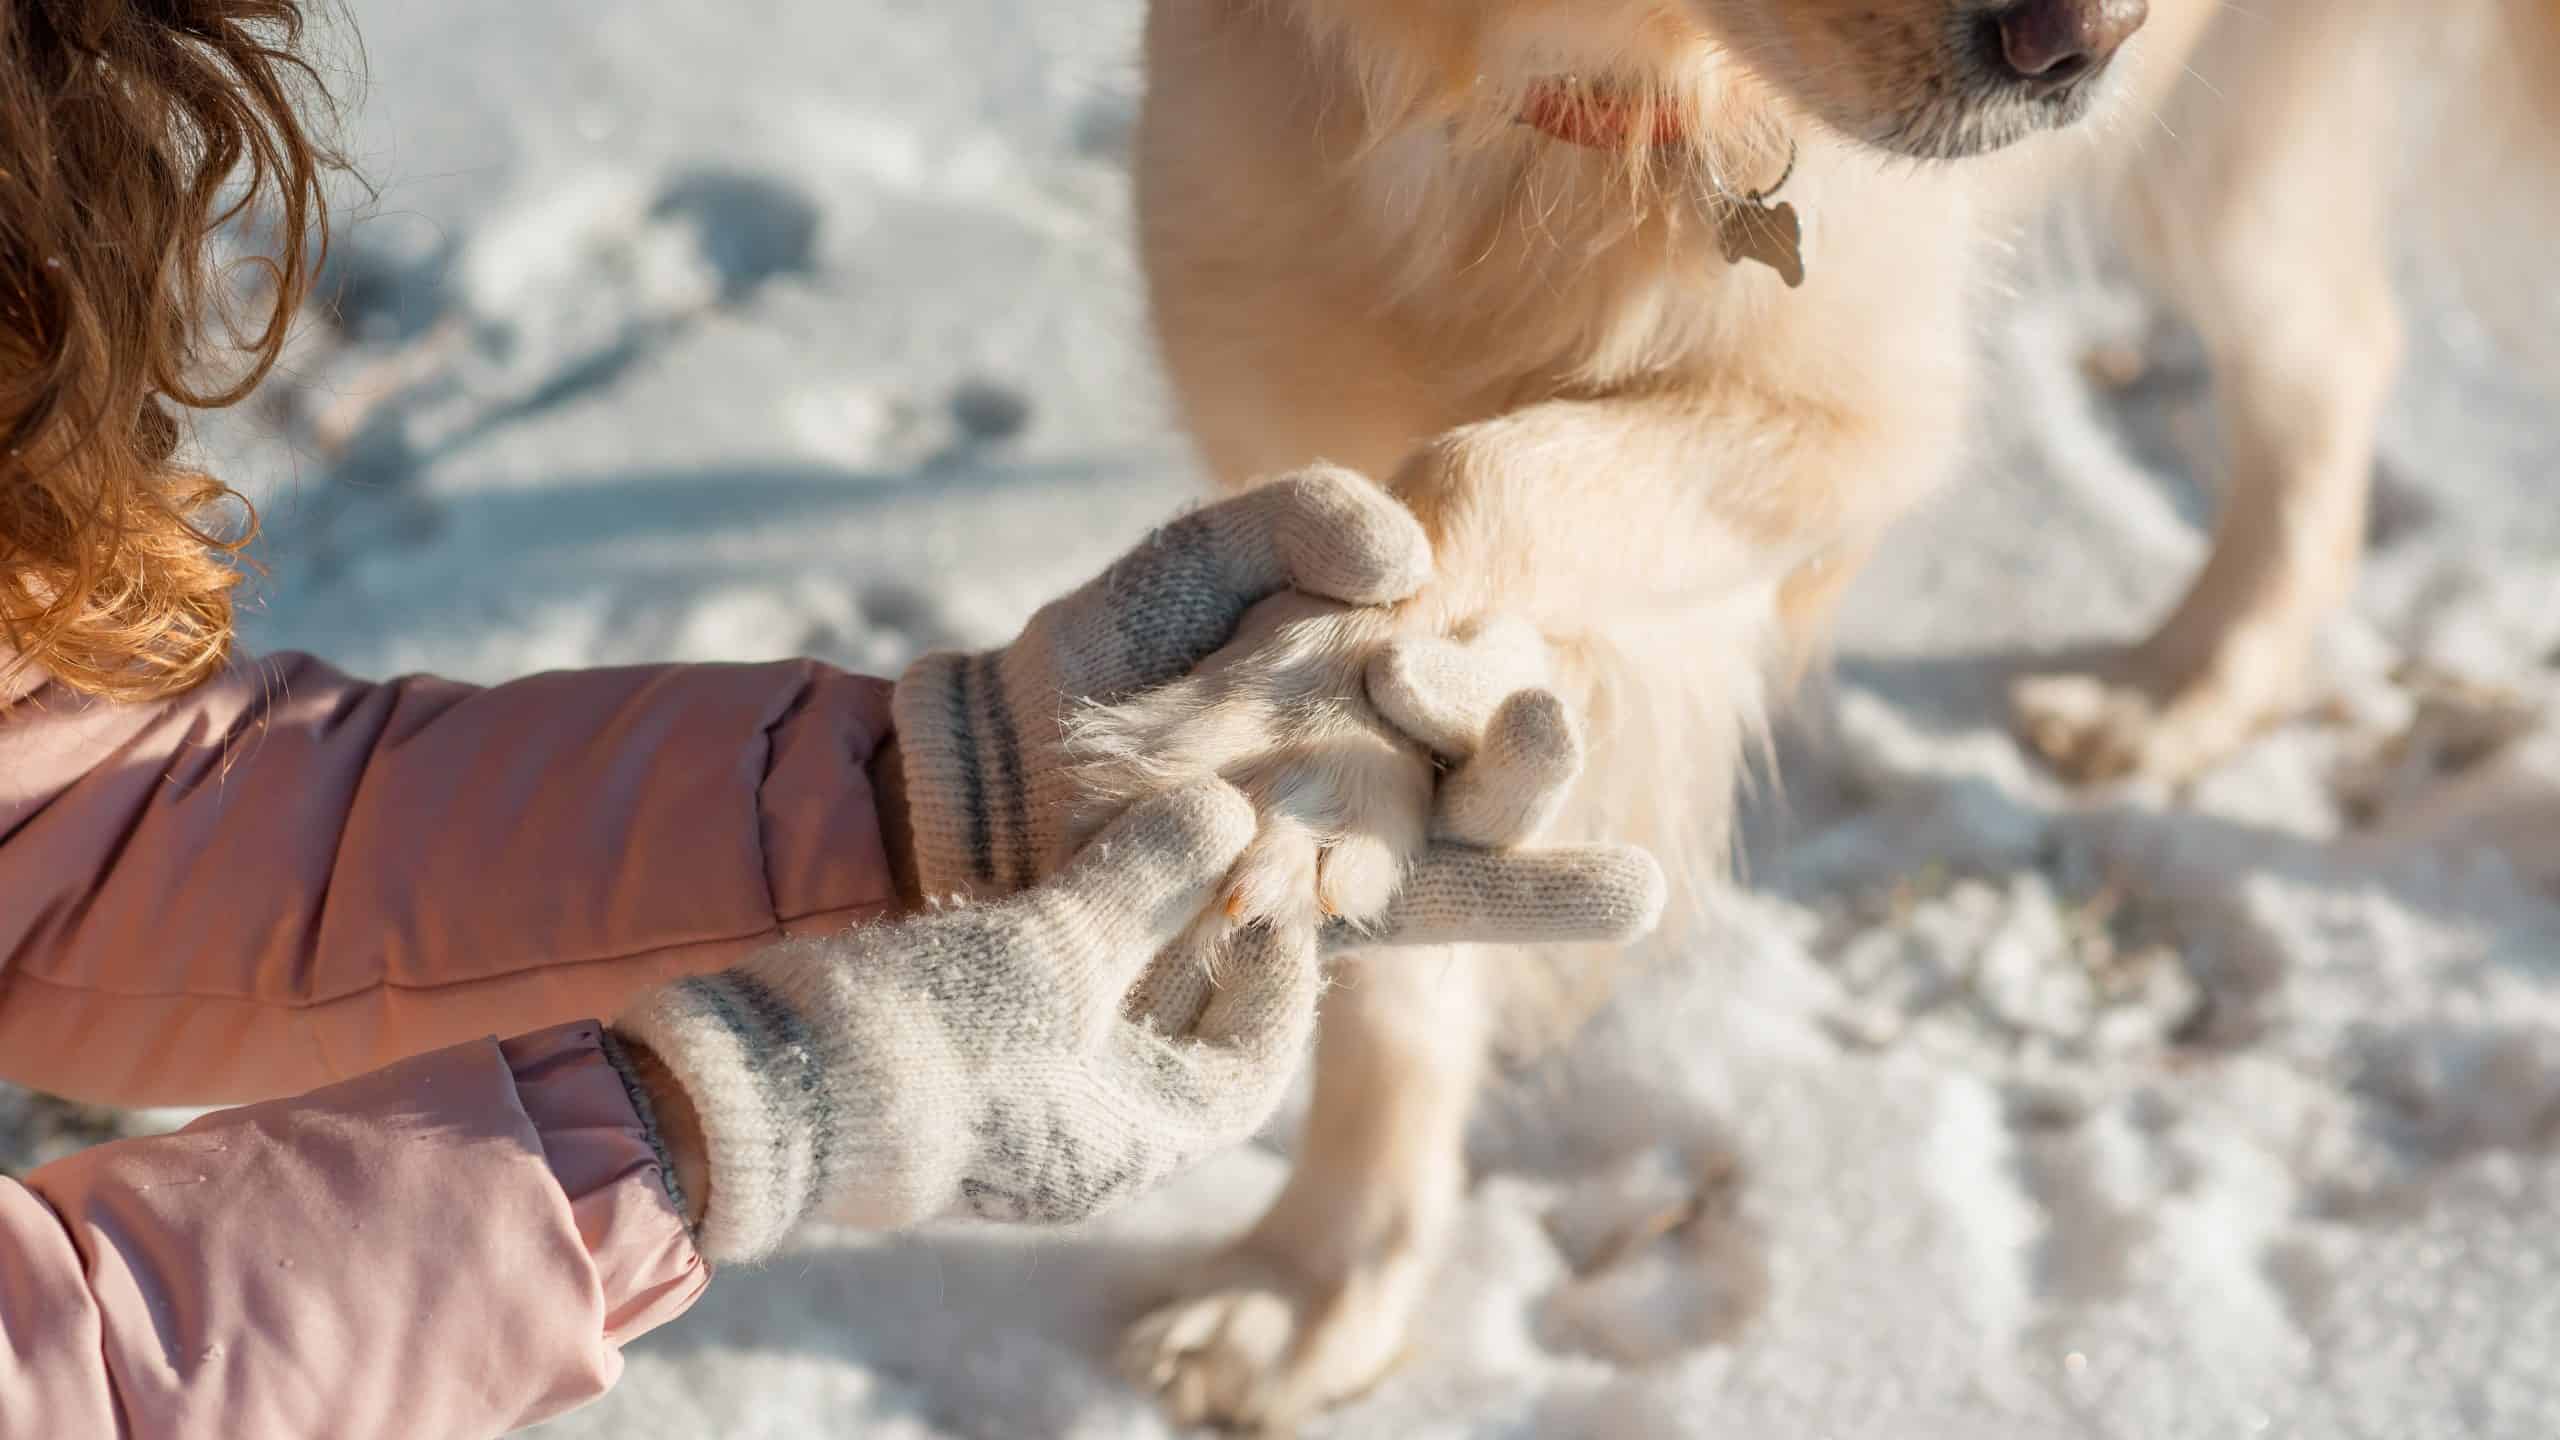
[1106,608,1667,1032]
[888,465,1433,906]
[614,763,1663,1260]
[615,780,1306,1261]
[616,474,1665,1261]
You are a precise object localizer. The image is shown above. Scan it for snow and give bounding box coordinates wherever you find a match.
[11,1,2560,1435]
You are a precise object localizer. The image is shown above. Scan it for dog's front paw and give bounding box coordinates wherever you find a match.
[1070,592,1433,932]
[1118,1279,1314,1432]
[1117,1236,1431,1434]
[2011,662,2291,786]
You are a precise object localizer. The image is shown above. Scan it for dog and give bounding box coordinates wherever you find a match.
[1086,0,2560,1427]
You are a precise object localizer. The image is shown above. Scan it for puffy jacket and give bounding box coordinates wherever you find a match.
[0,651,902,1437]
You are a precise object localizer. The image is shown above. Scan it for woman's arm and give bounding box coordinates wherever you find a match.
[0,470,1447,1111]
[0,1022,704,1439]
[0,652,905,1108]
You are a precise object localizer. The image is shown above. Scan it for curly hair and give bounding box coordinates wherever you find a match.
[0,0,346,701]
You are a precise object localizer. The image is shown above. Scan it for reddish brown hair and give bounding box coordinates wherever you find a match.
[0,0,345,700]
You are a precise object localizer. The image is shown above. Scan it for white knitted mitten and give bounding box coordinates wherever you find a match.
[1355,616,1662,940]
[1117,613,1666,1034]
[892,466,1431,902]
[1072,590,1640,927]
[1367,616,1580,846]
[616,780,1327,1263]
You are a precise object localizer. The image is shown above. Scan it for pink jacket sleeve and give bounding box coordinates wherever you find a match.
[0,651,907,1436]
[0,650,902,1107]
[2,1021,707,1439]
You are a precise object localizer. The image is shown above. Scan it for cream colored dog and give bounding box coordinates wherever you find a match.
[1088,0,2560,1427]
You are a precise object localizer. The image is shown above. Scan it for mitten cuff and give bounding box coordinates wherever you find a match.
[892,650,1035,900]
[612,969,836,1264]
[613,947,971,1261]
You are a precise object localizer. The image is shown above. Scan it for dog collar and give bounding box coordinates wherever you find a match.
[1517,81,1806,289]
[1517,77,1687,150]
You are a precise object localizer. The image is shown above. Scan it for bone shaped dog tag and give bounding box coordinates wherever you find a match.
[1719,199,1805,288]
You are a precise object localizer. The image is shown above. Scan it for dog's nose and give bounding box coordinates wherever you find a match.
[1992,0,2149,87]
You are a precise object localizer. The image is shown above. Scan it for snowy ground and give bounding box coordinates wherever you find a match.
[12,2,2560,1435]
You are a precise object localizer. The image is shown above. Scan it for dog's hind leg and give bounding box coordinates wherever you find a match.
[2015,0,2405,785]
[1119,947,1491,1432]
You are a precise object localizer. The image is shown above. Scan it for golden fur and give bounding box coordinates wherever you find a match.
[1112,0,2560,1426]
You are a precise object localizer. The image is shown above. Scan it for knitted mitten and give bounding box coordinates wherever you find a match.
[1365,615,1584,848]
[617,778,1666,1262]
[1122,613,1667,1033]
[1356,615,1665,941]
[617,780,1301,1262]
[892,466,1431,901]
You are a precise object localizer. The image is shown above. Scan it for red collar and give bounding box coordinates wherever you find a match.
[1518,79,1687,150]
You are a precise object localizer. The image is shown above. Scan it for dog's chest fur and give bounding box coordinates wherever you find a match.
[1287,6,2012,417]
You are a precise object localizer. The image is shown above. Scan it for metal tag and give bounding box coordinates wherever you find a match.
[1719,199,1805,289]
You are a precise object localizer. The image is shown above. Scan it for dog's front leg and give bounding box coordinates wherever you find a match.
[1117,382,1946,1431]
[2013,0,2404,785]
